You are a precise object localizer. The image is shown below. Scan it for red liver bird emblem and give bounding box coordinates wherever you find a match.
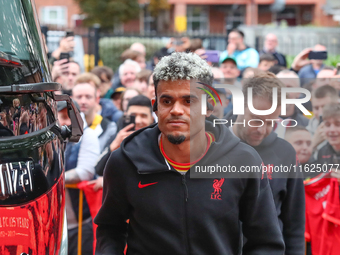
[211,178,225,200]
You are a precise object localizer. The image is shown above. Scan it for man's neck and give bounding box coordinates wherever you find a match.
[95,104,102,114]
[161,130,207,164]
[264,47,275,53]
[238,43,246,51]
[312,62,323,70]
[85,111,97,126]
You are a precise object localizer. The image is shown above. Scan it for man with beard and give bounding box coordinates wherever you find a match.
[95,52,284,255]
[226,72,305,255]
[219,29,259,71]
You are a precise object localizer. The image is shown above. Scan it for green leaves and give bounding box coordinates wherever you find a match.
[99,37,165,71]
[74,0,140,29]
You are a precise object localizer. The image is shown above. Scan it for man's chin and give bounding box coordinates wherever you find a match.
[167,134,186,145]
[248,139,263,147]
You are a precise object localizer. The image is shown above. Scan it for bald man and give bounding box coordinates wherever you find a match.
[130,42,146,56]
[260,33,287,67]
[130,42,153,71]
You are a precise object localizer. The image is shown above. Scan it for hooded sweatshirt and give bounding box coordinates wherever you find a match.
[95,121,285,255]
[225,114,305,255]
[251,132,305,255]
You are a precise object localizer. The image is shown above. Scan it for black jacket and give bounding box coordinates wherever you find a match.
[252,132,305,255]
[223,113,305,255]
[317,142,340,165]
[259,50,287,67]
[95,121,285,255]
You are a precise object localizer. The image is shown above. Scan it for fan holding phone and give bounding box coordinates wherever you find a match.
[110,95,154,151]
[51,30,75,61]
[94,95,155,179]
[295,44,328,87]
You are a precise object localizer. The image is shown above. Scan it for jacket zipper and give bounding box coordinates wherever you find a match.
[182,174,190,254]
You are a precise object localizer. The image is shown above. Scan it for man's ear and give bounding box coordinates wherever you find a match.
[100,73,108,82]
[96,90,101,103]
[206,97,214,117]
[151,97,157,113]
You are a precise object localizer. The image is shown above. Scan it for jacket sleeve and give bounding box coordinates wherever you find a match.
[280,177,305,255]
[239,155,285,255]
[94,150,130,255]
[95,146,111,176]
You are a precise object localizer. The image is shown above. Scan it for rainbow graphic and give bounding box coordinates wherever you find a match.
[197,82,223,106]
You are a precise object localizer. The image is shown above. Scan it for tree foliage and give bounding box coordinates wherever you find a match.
[148,0,170,17]
[74,0,140,29]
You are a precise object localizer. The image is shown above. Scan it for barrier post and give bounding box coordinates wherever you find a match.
[66,184,83,255]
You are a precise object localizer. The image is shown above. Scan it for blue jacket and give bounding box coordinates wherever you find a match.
[298,64,323,87]
[220,47,259,71]
[100,98,123,123]
[65,140,91,222]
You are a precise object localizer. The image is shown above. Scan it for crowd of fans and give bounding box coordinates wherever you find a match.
[46,28,340,255]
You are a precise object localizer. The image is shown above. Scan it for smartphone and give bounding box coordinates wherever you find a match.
[122,115,135,131]
[205,50,220,63]
[319,115,323,124]
[308,51,327,60]
[59,52,70,63]
[65,31,74,37]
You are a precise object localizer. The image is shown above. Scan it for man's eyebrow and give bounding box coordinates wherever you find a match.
[159,95,173,99]
[159,94,199,99]
[182,94,198,99]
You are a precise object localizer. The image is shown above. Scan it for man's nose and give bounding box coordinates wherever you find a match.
[329,124,337,133]
[257,124,267,135]
[170,101,184,115]
[135,115,142,125]
[302,142,309,150]
[79,97,87,104]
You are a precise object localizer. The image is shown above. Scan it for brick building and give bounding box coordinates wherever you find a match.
[34,0,340,34]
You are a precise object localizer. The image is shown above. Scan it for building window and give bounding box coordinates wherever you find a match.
[72,14,86,28]
[40,6,67,27]
[225,5,245,33]
[275,7,299,26]
[144,6,157,34]
[187,5,209,34]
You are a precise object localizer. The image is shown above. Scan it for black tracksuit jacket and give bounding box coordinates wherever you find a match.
[94,121,285,255]
[252,132,305,255]
[224,113,305,255]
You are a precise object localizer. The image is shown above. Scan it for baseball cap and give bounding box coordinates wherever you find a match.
[220,56,238,68]
[57,100,80,112]
[111,87,126,99]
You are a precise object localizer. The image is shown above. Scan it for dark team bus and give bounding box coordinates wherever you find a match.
[0,0,83,254]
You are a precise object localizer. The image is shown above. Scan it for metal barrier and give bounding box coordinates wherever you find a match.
[66,183,84,255]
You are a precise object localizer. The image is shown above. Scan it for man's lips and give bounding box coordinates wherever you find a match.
[328,135,340,140]
[167,120,187,126]
[251,134,264,140]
